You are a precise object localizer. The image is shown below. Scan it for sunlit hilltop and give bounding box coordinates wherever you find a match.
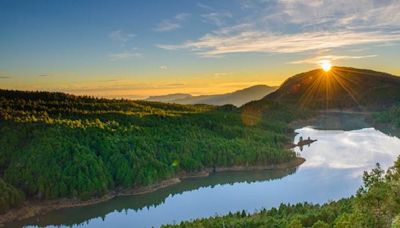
[250,66,400,109]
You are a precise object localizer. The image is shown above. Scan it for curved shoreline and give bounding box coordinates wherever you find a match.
[0,157,305,226]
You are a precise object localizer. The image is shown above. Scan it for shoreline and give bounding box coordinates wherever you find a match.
[1,111,390,227]
[0,157,305,226]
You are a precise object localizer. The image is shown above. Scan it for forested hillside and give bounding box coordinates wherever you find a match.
[0,89,308,213]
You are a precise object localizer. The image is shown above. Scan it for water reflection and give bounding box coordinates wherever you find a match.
[295,127,400,172]
[11,168,297,228]
[10,114,400,228]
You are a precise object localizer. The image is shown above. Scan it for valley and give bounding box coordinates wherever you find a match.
[2,1,400,227]
[6,113,400,228]
[1,67,400,227]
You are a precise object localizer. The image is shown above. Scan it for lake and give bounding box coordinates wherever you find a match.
[10,113,400,228]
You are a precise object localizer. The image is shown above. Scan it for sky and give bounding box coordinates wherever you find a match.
[0,0,400,99]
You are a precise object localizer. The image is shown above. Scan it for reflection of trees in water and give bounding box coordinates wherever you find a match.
[373,124,400,138]
[313,113,369,131]
[11,168,297,228]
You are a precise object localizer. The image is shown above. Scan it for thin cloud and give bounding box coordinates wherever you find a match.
[275,0,400,30]
[160,65,168,70]
[109,51,143,61]
[198,2,232,27]
[213,72,230,77]
[290,55,378,64]
[165,83,185,87]
[109,30,136,44]
[158,30,400,57]
[154,13,190,32]
[97,79,123,83]
[0,76,11,79]
[239,0,258,9]
[63,81,187,93]
[197,3,213,10]
[39,74,49,77]
[202,12,232,26]
[157,1,400,57]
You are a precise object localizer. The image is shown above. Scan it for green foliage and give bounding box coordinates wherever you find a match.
[373,105,400,128]
[289,218,304,228]
[0,178,24,214]
[392,215,400,228]
[312,220,329,228]
[0,89,306,213]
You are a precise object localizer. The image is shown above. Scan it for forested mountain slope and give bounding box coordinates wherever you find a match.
[0,89,307,214]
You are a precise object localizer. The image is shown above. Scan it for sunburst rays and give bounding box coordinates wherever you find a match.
[297,67,361,109]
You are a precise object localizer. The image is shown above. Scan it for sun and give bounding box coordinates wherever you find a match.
[320,60,332,72]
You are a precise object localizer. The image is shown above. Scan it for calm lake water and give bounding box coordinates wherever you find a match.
[11,114,400,228]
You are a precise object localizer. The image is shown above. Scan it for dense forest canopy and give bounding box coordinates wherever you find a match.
[0,89,309,213]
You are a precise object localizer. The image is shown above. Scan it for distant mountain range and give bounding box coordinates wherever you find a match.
[145,85,278,107]
[246,66,400,110]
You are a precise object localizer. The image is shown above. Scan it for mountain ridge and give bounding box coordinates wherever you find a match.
[145,85,278,107]
[257,66,400,110]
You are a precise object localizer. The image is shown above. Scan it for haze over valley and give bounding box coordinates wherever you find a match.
[145,85,277,106]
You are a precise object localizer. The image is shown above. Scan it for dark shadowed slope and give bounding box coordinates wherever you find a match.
[145,85,277,107]
[261,66,400,110]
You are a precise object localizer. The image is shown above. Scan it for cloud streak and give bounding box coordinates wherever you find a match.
[158,30,400,56]
[158,1,400,57]
[202,12,232,26]
[198,4,232,27]
[290,54,378,64]
[109,51,143,61]
[109,30,136,44]
[154,13,190,32]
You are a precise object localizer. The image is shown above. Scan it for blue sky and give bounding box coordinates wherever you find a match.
[1,0,400,98]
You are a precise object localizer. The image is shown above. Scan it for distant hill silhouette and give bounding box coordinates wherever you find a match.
[146,93,192,103]
[256,66,400,110]
[145,85,277,107]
